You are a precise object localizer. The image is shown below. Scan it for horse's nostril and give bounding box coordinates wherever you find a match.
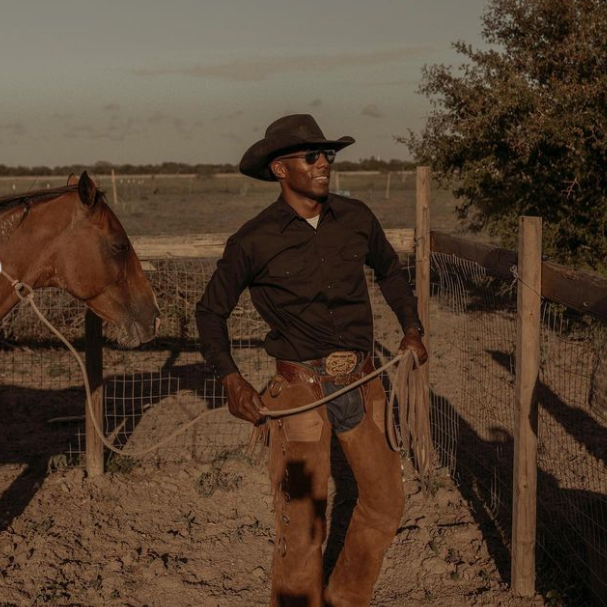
[154,315,161,335]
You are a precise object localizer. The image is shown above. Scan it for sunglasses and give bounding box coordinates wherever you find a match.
[277,149,337,165]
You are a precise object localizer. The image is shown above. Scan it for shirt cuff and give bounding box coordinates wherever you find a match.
[206,351,239,379]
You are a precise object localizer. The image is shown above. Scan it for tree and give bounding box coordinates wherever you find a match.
[405,0,607,270]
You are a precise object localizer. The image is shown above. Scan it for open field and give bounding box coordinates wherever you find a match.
[0,171,483,239]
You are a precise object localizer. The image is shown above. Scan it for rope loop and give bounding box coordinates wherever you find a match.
[13,281,34,301]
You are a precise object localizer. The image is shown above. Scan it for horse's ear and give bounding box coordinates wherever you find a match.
[78,171,97,207]
[67,173,78,186]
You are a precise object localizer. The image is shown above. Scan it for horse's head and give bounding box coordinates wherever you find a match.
[49,172,160,347]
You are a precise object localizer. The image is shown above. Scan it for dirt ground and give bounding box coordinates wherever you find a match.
[0,174,547,606]
[0,450,547,607]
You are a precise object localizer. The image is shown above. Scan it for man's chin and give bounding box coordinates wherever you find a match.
[311,186,330,201]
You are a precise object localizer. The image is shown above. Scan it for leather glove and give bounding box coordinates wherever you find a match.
[398,327,428,366]
[221,372,264,424]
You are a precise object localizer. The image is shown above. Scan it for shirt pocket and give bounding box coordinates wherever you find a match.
[267,255,307,278]
[338,243,366,279]
[339,243,365,263]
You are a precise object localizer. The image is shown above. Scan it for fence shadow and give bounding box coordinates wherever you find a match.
[0,344,384,583]
[432,379,607,606]
[0,361,225,532]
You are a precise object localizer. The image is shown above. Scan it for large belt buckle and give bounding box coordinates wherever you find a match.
[325,351,358,385]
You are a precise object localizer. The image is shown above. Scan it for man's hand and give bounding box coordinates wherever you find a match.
[398,327,428,366]
[221,372,264,424]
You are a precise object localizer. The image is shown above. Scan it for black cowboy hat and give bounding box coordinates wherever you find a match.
[239,114,355,182]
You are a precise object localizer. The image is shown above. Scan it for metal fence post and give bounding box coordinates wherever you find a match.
[415,166,431,405]
[85,309,104,477]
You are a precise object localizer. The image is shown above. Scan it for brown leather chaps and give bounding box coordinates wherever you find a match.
[262,356,405,607]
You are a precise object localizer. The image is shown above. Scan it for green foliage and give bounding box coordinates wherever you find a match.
[405,0,607,270]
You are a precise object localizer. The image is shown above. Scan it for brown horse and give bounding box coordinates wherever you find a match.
[0,171,159,346]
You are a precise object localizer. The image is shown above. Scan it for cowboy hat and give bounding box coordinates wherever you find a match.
[239,114,355,182]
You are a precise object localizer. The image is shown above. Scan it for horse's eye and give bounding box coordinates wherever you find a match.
[111,241,130,255]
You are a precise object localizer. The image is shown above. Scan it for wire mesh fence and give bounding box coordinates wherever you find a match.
[429,250,607,607]
[0,255,413,468]
[2,242,606,605]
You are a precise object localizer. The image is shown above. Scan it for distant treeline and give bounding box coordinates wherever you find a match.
[0,158,417,177]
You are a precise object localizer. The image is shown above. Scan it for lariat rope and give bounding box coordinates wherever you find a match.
[0,264,221,457]
[0,264,434,483]
[257,352,416,418]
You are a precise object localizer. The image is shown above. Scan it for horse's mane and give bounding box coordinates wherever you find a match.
[0,184,105,211]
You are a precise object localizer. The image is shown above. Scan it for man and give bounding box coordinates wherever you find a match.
[196,114,427,607]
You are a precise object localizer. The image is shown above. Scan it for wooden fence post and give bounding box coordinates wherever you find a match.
[385,172,392,200]
[85,310,104,477]
[415,166,431,390]
[512,216,542,596]
[110,169,118,206]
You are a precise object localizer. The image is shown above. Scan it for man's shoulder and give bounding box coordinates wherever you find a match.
[328,192,374,219]
[231,199,282,243]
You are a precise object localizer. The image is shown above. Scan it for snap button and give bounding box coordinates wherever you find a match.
[269,377,283,398]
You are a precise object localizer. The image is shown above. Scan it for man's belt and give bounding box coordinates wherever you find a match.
[276,351,373,387]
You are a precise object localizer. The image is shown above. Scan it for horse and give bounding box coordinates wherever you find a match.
[0,171,159,347]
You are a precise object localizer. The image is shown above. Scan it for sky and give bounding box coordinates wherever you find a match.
[0,0,489,167]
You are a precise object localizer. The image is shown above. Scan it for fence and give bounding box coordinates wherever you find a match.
[431,229,607,607]
[1,168,607,605]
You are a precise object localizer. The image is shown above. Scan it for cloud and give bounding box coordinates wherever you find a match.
[62,117,144,143]
[212,110,244,123]
[309,99,322,108]
[0,122,28,137]
[102,103,121,113]
[147,111,169,125]
[60,113,207,144]
[370,79,418,86]
[172,117,186,131]
[361,104,383,118]
[51,112,73,121]
[132,47,433,82]
[0,122,28,145]
[221,132,243,144]
[63,123,126,142]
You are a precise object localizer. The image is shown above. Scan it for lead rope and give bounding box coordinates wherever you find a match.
[257,353,414,418]
[0,264,224,457]
[0,264,434,481]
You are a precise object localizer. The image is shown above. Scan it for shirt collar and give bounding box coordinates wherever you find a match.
[276,194,337,233]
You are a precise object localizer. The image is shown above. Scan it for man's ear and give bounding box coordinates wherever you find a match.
[270,160,286,180]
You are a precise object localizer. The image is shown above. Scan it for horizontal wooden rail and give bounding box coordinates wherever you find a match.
[131,228,415,260]
[431,231,607,322]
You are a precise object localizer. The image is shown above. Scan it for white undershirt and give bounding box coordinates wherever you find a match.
[305,214,320,229]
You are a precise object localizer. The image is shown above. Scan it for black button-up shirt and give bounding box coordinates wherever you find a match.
[195,193,421,377]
